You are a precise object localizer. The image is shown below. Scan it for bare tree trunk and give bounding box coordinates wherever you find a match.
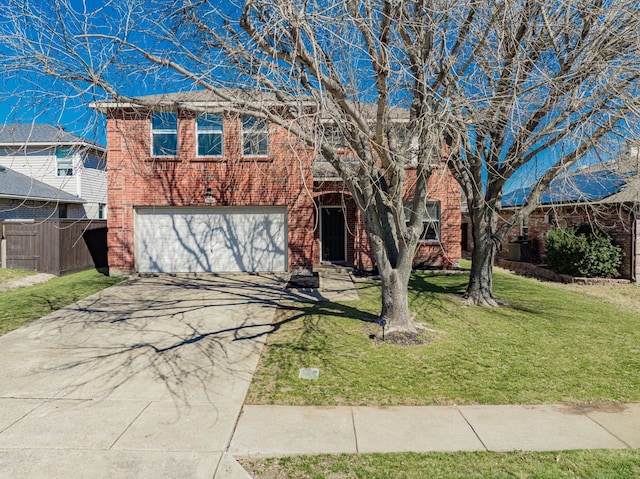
[466,209,500,306]
[378,265,416,332]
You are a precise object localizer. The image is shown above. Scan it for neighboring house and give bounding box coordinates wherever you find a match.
[92,91,461,276]
[0,165,86,220]
[0,124,107,219]
[464,147,640,279]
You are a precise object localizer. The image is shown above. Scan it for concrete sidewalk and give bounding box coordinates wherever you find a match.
[229,403,640,458]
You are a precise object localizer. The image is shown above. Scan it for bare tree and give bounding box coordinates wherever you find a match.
[441,0,640,304]
[1,0,638,320]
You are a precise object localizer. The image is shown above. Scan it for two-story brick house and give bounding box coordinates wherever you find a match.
[92,91,461,276]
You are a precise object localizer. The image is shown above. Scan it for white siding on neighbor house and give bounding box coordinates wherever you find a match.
[78,167,107,212]
[0,146,61,179]
[0,146,106,219]
[0,146,79,196]
[134,206,287,273]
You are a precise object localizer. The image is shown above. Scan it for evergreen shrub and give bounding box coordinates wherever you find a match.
[544,225,622,278]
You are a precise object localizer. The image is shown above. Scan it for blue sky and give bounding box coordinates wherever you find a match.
[0,0,635,190]
[0,75,106,143]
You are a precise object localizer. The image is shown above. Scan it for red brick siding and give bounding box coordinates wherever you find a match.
[461,204,635,279]
[106,109,462,274]
[313,164,462,270]
[106,110,315,274]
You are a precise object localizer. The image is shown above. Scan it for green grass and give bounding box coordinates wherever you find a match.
[0,268,36,284]
[241,450,640,479]
[246,269,640,406]
[0,269,125,335]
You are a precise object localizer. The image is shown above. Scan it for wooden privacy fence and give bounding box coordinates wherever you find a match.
[0,219,107,275]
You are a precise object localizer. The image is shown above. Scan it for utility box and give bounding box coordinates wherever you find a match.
[508,241,532,262]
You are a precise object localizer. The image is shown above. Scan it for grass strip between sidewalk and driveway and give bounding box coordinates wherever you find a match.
[246,268,640,406]
[240,449,640,479]
[0,269,126,335]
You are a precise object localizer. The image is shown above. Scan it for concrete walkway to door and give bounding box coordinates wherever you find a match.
[0,273,289,479]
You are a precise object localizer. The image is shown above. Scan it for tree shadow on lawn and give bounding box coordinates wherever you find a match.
[409,273,558,318]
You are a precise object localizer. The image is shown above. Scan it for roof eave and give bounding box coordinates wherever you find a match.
[0,141,105,153]
[0,193,86,204]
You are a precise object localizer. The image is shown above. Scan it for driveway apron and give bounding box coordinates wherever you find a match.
[0,274,285,478]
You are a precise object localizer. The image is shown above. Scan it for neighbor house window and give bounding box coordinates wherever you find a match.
[151,112,178,157]
[405,201,440,241]
[56,147,74,176]
[242,116,268,156]
[197,114,223,156]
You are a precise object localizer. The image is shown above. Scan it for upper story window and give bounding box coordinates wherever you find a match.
[151,112,178,157]
[242,116,268,156]
[55,147,74,176]
[405,201,440,241]
[197,114,223,156]
[324,125,346,149]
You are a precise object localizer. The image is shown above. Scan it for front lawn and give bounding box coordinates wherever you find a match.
[246,269,640,406]
[0,269,126,335]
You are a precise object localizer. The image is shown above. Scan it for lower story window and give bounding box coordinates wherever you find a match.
[420,201,440,241]
[406,201,440,241]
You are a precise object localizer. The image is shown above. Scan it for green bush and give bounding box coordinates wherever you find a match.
[544,225,623,278]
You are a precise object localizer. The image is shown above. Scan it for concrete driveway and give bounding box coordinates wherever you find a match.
[0,273,287,478]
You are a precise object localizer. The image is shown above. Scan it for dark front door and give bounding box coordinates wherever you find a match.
[321,208,346,262]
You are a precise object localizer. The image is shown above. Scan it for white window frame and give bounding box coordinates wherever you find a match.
[196,114,224,157]
[405,201,440,242]
[242,116,269,157]
[151,112,178,157]
[55,147,74,177]
[324,125,346,149]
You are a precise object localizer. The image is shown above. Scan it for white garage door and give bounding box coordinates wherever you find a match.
[134,207,287,273]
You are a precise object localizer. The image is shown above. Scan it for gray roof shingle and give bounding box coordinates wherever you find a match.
[92,90,411,120]
[0,165,85,203]
[0,124,103,150]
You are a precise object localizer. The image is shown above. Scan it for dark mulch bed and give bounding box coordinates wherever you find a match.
[286,272,320,289]
[370,330,434,347]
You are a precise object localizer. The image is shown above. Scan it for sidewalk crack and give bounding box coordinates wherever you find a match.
[108,400,152,450]
[456,406,488,451]
[582,411,632,448]
[351,407,359,453]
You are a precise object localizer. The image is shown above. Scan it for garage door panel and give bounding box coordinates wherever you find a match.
[135,207,287,273]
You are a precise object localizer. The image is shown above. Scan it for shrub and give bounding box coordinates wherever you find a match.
[544,225,622,278]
